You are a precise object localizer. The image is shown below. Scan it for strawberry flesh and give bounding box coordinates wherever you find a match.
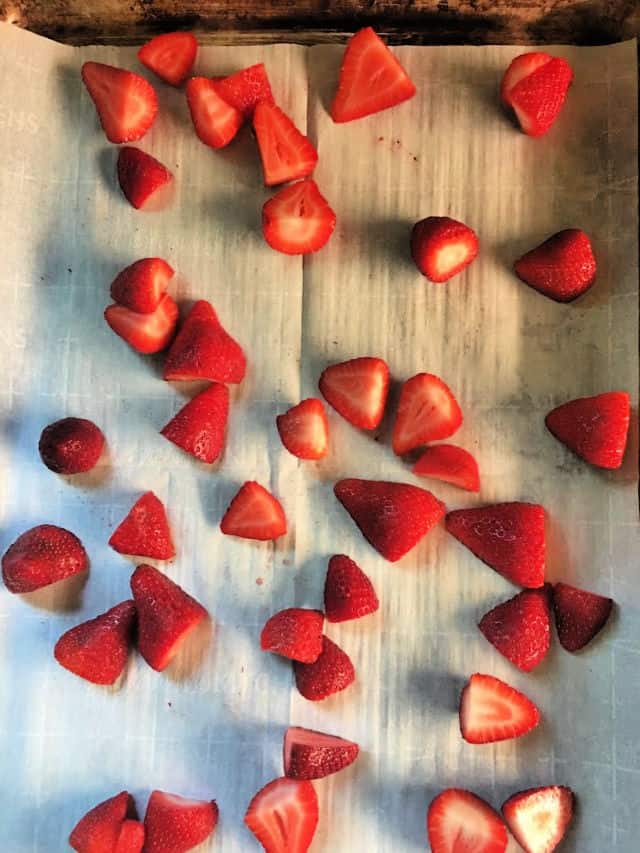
[220,481,287,541]
[459,673,540,744]
[110,257,174,314]
[262,179,336,255]
[553,582,613,652]
[81,62,158,143]
[502,786,575,853]
[502,54,573,137]
[393,373,463,455]
[105,293,179,354]
[319,356,390,430]
[545,391,629,469]
[214,63,274,117]
[117,147,173,210]
[138,32,198,87]
[69,791,133,853]
[2,524,88,594]
[253,102,318,186]
[411,216,479,283]
[186,77,243,148]
[500,52,554,107]
[143,790,218,853]
[114,820,145,853]
[276,398,329,460]
[427,788,508,853]
[479,587,551,672]
[412,444,480,492]
[514,229,596,302]
[260,608,324,663]
[244,777,318,853]
[161,382,229,464]
[294,635,355,701]
[39,417,105,475]
[284,726,359,780]
[324,554,379,623]
[109,491,175,560]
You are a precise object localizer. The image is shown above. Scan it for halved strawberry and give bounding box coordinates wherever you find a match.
[138,32,198,87]
[479,587,551,672]
[284,726,359,780]
[459,673,540,744]
[276,398,329,460]
[412,444,480,492]
[293,635,355,700]
[500,52,555,106]
[110,257,174,314]
[214,63,274,117]
[81,62,158,143]
[427,788,508,853]
[324,554,379,623]
[392,373,463,455]
[411,217,479,283]
[220,481,287,541]
[253,102,318,186]
[114,820,145,853]
[502,786,575,853]
[69,791,133,853]
[552,582,613,652]
[501,52,573,137]
[186,77,243,148]
[2,524,88,594]
[545,391,629,469]
[109,491,175,560]
[514,229,596,302]
[260,608,324,663]
[161,382,229,464]
[105,293,179,354]
[117,147,173,210]
[319,356,390,430]
[143,790,218,853]
[331,27,416,123]
[262,179,336,255]
[244,777,318,853]
[39,417,105,475]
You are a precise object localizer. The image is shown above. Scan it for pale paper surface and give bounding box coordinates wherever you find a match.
[0,23,637,852]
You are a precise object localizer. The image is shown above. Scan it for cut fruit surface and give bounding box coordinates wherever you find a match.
[319,356,390,430]
[459,673,540,744]
[138,32,198,86]
[245,777,318,853]
[105,294,179,354]
[427,788,508,853]
[81,61,158,143]
[392,373,463,455]
[412,444,480,492]
[253,102,318,186]
[411,217,479,283]
[276,398,329,460]
[186,77,243,148]
[262,179,336,255]
[502,786,575,853]
[220,481,287,541]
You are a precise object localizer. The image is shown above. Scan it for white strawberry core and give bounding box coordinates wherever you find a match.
[435,241,469,275]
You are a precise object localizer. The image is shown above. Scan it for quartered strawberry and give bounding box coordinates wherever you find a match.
[69,791,132,853]
[514,229,596,302]
[392,373,463,455]
[262,179,336,255]
[294,635,355,701]
[502,786,575,853]
[143,790,218,853]
[215,63,274,116]
[545,391,629,469]
[319,356,390,430]
[138,32,198,87]
[105,293,179,354]
[39,417,105,475]
[446,503,546,588]
[245,777,318,853]
[109,491,175,560]
[284,726,359,780]
[411,217,479,283]
[552,582,613,652]
[276,398,329,460]
[2,524,88,594]
[253,102,318,186]
[324,554,379,623]
[428,788,508,853]
[335,478,445,562]
[81,62,158,143]
[412,444,480,492]
[479,587,551,672]
[130,564,208,672]
[114,820,145,853]
[501,52,573,137]
[220,481,287,541]
[260,608,324,663]
[459,673,540,744]
[110,257,174,314]
[331,27,416,123]
[117,147,173,210]
[186,77,243,148]
[163,299,246,384]
[161,382,229,464]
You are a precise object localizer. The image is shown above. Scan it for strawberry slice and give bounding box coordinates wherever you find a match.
[500,52,555,106]
[105,293,179,354]
[412,444,480,492]
[460,673,540,744]
[117,147,173,210]
[138,32,198,87]
[479,587,551,672]
[331,27,416,123]
[284,726,359,780]
[161,382,229,464]
[114,820,145,853]
[245,777,318,853]
[110,257,174,314]
[262,179,336,255]
[293,635,355,701]
[186,77,243,148]
[446,503,546,588]
[39,417,105,475]
[54,600,136,685]
[2,524,88,594]
[260,608,324,663]
[220,481,287,541]
[214,63,274,117]
[109,491,175,560]
[428,788,508,853]
[81,62,158,143]
[69,791,133,853]
[131,564,208,671]
[514,229,596,302]
[501,53,573,137]
[253,102,318,186]
[552,582,614,652]
[276,398,329,460]
[143,790,218,853]
[324,554,379,623]
[392,373,463,455]
[502,786,575,853]
[319,356,390,430]
[411,217,479,283]
[545,391,629,469]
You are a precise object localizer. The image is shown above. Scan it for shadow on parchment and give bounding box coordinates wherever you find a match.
[21,570,89,613]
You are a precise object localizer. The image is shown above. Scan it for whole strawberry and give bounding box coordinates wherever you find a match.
[39,417,105,474]
[2,524,88,594]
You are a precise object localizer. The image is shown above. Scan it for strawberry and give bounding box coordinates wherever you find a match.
[502,786,575,853]
[262,179,336,255]
[54,600,136,685]
[552,582,613,652]
[110,257,174,314]
[319,356,390,430]
[69,791,132,853]
[459,673,540,744]
[446,503,545,588]
[428,789,507,853]
[284,726,359,780]
[81,62,158,143]
[479,587,551,672]
[2,524,88,594]
[143,790,218,853]
[260,608,324,663]
[392,373,463,455]
[109,491,175,560]
[501,52,573,137]
[245,777,318,853]
[130,564,208,671]
[253,102,318,186]
[412,444,480,492]
[163,300,246,383]
[293,635,355,701]
[335,478,445,562]
[38,417,105,475]
[514,229,596,302]
[331,27,416,123]
[545,391,629,469]
[220,481,287,541]
[276,398,329,460]
[161,382,229,463]
[105,293,179,354]
[214,63,274,117]
[324,554,379,623]
[114,820,145,853]
[411,217,479,283]
[117,147,173,210]
[186,77,243,148]
[138,32,198,87]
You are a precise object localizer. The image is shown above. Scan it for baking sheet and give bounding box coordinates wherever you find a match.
[0,22,637,852]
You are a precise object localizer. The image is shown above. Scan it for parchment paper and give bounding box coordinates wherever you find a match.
[0,23,637,852]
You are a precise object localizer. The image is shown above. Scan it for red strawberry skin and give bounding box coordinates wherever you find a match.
[479,587,551,672]
[39,417,105,475]
[319,357,390,430]
[117,147,173,210]
[428,788,508,853]
[214,63,274,116]
[545,391,629,469]
[138,32,198,87]
[69,791,132,853]
[245,777,318,853]
[324,554,379,622]
[109,491,175,560]
[293,635,355,701]
[220,481,287,541]
[514,229,596,302]
[260,608,324,663]
[115,820,145,853]
[253,102,318,187]
[411,217,479,283]
[553,582,613,652]
[110,257,174,314]
[161,382,229,464]
[502,786,575,853]
[105,294,179,355]
[186,77,243,149]
[81,62,157,143]
[2,524,88,594]
[263,179,336,255]
[284,726,359,780]
[412,444,480,492]
[276,398,329,460]
[143,790,218,853]
[503,54,573,137]
[459,673,540,744]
